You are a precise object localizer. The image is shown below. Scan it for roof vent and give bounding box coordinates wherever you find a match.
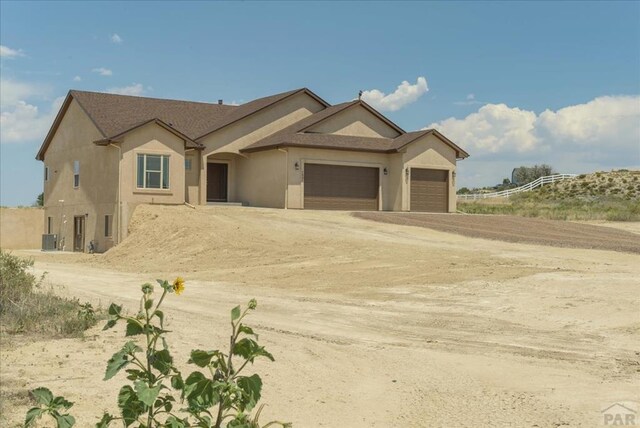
[218,99,223,105]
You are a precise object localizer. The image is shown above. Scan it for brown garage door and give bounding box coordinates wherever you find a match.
[304,163,379,210]
[410,168,449,213]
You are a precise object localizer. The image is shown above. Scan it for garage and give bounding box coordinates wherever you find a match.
[410,168,449,212]
[304,163,379,210]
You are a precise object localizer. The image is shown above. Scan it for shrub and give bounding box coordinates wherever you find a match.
[25,279,290,428]
[0,251,98,337]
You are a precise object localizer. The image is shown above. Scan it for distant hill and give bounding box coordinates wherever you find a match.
[533,170,640,200]
[458,170,640,221]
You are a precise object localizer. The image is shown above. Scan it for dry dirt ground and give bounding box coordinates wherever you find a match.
[2,205,639,427]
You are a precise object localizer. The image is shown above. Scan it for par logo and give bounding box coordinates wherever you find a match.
[602,402,638,426]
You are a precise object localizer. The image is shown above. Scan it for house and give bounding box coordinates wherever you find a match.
[36,88,469,252]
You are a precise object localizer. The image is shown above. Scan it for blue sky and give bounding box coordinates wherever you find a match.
[1,1,639,205]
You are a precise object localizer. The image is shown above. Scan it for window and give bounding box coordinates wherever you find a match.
[47,217,52,234]
[73,161,80,188]
[44,166,49,182]
[137,154,169,189]
[185,158,192,171]
[104,215,112,237]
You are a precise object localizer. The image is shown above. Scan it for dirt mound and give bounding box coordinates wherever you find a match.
[96,205,541,291]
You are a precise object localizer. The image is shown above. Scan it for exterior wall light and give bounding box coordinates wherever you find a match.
[405,168,410,181]
[294,162,300,171]
[383,167,388,175]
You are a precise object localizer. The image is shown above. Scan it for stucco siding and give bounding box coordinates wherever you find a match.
[0,208,44,249]
[305,105,401,138]
[200,92,326,156]
[401,134,458,212]
[42,99,118,252]
[236,150,287,208]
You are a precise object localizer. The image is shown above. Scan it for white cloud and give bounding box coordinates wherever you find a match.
[106,83,146,96]
[361,77,428,112]
[429,103,539,154]
[111,34,123,44]
[73,75,82,82]
[427,95,640,187]
[0,78,63,144]
[92,67,113,76]
[467,94,475,100]
[0,45,25,59]
[0,78,49,108]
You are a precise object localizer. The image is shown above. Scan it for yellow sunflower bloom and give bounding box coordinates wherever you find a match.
[172,277,185,295]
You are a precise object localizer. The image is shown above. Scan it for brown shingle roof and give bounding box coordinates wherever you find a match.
[242,125,470,159]
[194,88,330,140]
[71,90,236,140]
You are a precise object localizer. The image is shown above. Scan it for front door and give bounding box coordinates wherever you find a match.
[73,216,85,252]
[207,163,228,202]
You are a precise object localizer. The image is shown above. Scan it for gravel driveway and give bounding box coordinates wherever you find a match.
[354,212,640,253]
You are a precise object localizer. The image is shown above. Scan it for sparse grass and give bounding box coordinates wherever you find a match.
[0,251,101,338]
[459,170,640,221]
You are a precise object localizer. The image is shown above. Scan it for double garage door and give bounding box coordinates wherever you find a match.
[302,163,449,212]
[304,163,379,210]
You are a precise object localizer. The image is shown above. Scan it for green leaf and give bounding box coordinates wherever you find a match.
[55,414,76,428]
[171,373,184,390]
[188,349,220,368]
[237,374,262,412]
[231,305,241,321]
[238,324,256,338]
[151,349,173,375]
[30,387,53,405]
[25,407,44,427]
[96,412,115,428]
[118,385,145,427]
[105,341,141,380]
[184,371,220,408]
[102,319,117,331]
[233,338,274,363]
[51,395,74,409]
[154,310,165,328]
[144,299,153,310]
[107,303,122,316]
[157,279,171,291]
[125,319,144,336]
[134,380,161,407]
[165,416,188,428]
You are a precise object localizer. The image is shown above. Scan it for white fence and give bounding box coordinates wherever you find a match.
[458,174,578,200]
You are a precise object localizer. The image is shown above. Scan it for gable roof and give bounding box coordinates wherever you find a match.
[36,88,468,161]
[194,88,330,141]
[242,114,469,159]
[93,118,202,149]
[391,129,470,159]
[36,90,236,159]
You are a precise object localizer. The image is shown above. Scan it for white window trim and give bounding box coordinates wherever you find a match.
[136,153,170,190]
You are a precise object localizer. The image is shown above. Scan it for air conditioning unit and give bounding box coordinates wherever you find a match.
[42,234,57,251]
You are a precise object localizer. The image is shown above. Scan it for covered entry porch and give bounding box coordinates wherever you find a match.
[200,152,244,205]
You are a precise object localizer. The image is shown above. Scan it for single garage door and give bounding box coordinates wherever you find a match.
[410,168,449,213]
[304,163,379,210]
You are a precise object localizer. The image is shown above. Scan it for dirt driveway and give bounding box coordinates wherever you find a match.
[354,212,640,253]
[2,206,639,427]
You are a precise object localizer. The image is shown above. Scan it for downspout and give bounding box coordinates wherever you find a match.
[108,143,122,245]
[278,148,288,209]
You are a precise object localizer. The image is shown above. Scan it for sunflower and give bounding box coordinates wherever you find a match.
[172,277,185,295]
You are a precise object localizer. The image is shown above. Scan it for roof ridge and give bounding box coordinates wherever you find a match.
[70,89,237,107]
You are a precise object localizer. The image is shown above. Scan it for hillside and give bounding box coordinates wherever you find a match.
[458,170,640,221]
